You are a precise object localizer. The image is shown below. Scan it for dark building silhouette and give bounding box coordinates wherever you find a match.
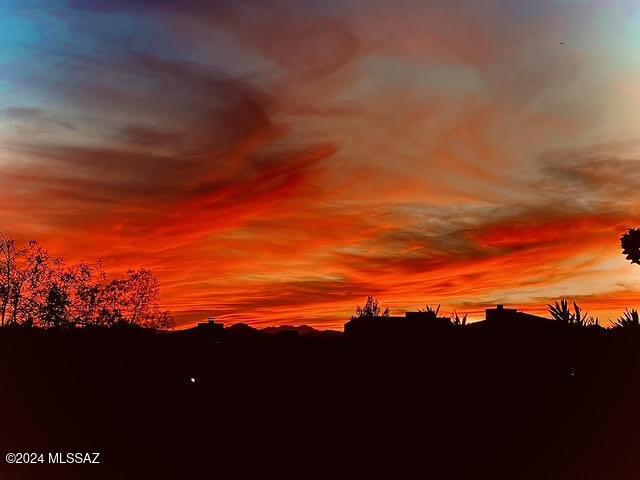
[344,311,452,339]
[484,304,549,325]
[195,317,224,335]
[467,304,554,336]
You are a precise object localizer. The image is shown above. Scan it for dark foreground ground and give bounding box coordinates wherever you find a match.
[1,323,640,479]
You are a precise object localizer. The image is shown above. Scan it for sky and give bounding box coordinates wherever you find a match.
[1,0,640,328]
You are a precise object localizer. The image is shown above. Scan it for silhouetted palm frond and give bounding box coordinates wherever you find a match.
[548,299,572,323]
[547,298,597,327]
[614,309,640,329]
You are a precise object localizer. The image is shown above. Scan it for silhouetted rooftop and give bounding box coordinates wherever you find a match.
[344,311,453,338]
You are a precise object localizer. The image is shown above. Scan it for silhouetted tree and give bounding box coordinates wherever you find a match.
[0,233,20,326]
[97,278,128,327]
[0,235,173,330]
[68,262,107,326]
[8,240,50,326]
[87,270,173,329]
[42,283,70,329]
[124,269,159,325]
[621,228,640,265]
[352,295,390,320]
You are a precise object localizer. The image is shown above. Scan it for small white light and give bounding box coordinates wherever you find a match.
[190,377,196,383]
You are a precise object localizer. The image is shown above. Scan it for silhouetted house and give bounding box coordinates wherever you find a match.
[485,304,548,323]
[172,316,225,340]
[485,304,518,322]
[481,305,549,328]
[404,311,451,328]
[344,311,452,340]
[196,317,224,335]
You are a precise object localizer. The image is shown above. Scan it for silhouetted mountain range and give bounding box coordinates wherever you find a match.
[261,324,341,336]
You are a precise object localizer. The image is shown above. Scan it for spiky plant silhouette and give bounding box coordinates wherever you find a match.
[614,309,640,329]
[417,304,440,317]
[621,228,640,265]
[548,298,572,323]
[547,298,598,327]
[450,310,468,327]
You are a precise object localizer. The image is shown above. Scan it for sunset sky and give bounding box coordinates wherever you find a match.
[2,1,640,328]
